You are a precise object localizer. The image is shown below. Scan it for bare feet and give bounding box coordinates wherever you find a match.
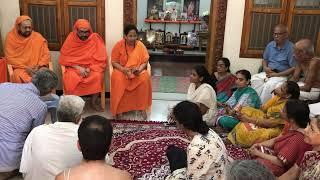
[91,94,103,112]
[138,110,147,120]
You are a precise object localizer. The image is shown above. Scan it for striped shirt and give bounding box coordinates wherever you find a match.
[0,83,47,172]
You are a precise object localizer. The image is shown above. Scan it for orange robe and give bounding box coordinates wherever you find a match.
[59,19,107,96]
[5,15,50,83]
[0,58,7,83]
[110,39,152,115]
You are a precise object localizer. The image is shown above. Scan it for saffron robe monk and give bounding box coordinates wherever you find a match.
[5,16,50,83]
[59,19,107,111]
[111,25,152,119]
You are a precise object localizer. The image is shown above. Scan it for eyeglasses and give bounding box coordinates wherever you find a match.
[273,32,287,36]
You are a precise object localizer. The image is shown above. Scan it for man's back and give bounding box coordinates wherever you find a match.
[20,122,82,180]
[0,83,47,172]
[56,163,131,180]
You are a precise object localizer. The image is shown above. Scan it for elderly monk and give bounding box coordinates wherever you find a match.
[111,24,152,119]
[289,39,320,101]
[59,19,107,111]
[4,15,50,83]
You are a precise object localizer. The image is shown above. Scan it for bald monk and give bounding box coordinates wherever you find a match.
[290,39,320,100]
[59,19,107,111]
[5,15,50,83]
[111,24,152,119]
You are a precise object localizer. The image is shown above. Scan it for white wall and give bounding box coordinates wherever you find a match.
[137,0,211,33]
[223,0,262,74]
[0,0,20,44]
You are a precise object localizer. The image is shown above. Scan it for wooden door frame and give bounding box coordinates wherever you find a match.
[123,0,228,74]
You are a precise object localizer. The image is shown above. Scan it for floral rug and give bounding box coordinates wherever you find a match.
[109,120,250,180]
[109,120,189,179]
[152,76,189,93]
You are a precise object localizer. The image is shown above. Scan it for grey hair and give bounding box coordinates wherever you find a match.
[31,69,58,96]
[226,160,276,180]
[57,95,85,123]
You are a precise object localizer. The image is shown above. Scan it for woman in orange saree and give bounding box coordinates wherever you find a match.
[110,25,152,119]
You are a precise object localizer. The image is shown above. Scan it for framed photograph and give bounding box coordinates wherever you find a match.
[183,0,200,19]
[165,32,174,43]
[180,33,188,45]
[146,30,156,43]
[155,31,165,44]
[180,12,187,20]
[163,0,184,15]
[138,31,146,42]
[187,31,198,47]
[159,12,165,20]
[147,0,164,19]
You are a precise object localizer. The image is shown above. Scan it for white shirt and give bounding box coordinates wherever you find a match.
[20,122,82,180]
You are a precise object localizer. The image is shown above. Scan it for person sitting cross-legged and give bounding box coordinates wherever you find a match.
[216,70,261,130]
[166,101,229,179]
[20,95,85,180]
[55,115,132,180]
[227,81,300,148]
[249,99,312,176]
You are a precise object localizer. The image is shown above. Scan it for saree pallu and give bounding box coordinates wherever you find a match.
[256,130,312,176]
[227,96,286,147]
[216,87,261,130]
[298,151,320,180]
[215,74,237,103]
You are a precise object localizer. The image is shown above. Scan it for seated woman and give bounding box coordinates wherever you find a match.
[228,81,300,148]
[110,24,152,119]
[216,70,261,130]
[278,115,320,180]
[213,58,237,104]
[187,65,217,126]
[249,99,312,177]
[166,101,229,179]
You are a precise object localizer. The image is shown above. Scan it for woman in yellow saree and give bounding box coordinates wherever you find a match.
[228,81,300,148]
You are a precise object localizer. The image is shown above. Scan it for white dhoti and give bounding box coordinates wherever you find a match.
[251,72,287,104]
[297,82,320,101]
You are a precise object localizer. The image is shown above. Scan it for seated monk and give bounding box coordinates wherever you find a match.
[4,15,50,83]
[110,24,152,119]
[59,19,107,111]
[289,39,320,101]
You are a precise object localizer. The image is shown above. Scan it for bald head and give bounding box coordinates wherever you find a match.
[295,39,315,56]
[273,24,289,45]
[18,19,33,37]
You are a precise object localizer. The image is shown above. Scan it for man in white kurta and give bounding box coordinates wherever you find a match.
[19,95,85,180]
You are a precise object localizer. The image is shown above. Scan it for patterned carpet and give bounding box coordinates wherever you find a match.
[109,120,250,180]
[110,120,189,179]
[152,76,189,93]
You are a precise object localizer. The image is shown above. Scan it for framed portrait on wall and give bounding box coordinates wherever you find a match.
[155,31,165,44]
[165,32,174,43]
[183,0,200,19]
[180,33,188,45]
[163,0,184,15]
[147,0,164,19]
[146,30,156,43]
